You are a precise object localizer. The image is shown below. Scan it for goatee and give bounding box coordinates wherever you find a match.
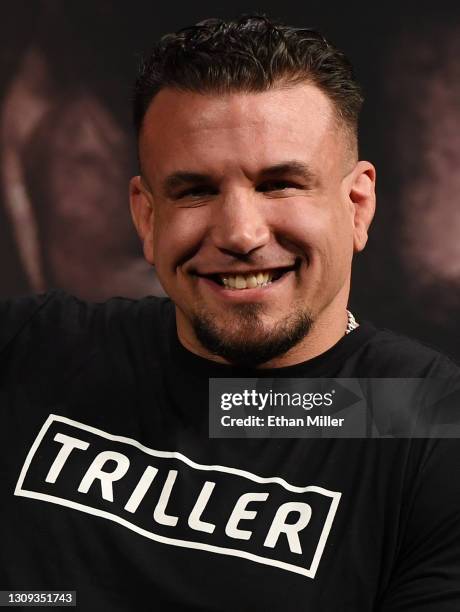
[192,303,313,368]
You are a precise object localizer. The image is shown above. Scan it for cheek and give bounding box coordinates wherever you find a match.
[153,207,209,271]
[276,200,343,250]
[323,209,355,280]
[285,200,354,272]
[324,208,354,255]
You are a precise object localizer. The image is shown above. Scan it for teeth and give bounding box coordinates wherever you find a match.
[246,275,258,288]
[219,271,275,290]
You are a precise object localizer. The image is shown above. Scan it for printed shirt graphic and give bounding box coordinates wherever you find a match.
[15,414,341,580]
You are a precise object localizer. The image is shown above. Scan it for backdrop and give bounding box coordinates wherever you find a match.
[1,1,459,359]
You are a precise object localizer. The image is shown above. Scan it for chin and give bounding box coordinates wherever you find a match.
[191,305,313,368]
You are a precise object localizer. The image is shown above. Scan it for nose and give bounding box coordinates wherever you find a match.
[211,189,270,255]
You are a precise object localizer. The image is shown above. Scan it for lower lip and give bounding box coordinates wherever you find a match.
[198,271,294,301]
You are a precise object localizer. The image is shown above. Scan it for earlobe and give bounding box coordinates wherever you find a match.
[129,175,155,265]
[349,161,376,253]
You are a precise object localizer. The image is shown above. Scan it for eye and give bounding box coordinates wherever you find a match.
[175,186,218,199]
[256,180,301,192]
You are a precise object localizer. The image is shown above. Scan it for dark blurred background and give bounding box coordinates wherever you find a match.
[1,1,459,360]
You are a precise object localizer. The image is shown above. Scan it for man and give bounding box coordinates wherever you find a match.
[1,15,460,611]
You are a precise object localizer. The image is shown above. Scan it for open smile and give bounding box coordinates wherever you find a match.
[195,262,299,295]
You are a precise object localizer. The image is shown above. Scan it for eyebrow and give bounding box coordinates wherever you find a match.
[161,160,318,196]
[258,161,317,184]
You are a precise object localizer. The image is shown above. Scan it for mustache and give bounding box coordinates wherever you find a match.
[188,256,302,276]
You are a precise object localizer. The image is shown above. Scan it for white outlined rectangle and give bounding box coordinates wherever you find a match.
[15,414,341,579]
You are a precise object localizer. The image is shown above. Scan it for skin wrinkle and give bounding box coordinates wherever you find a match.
[161,161,321,200]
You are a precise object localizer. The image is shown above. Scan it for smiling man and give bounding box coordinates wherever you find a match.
[130,36,375,368]
[1,14,460,612]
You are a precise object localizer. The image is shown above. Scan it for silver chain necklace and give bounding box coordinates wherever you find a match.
[346,310,359,335]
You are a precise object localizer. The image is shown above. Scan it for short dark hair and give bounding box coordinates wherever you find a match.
[133,15,363,143]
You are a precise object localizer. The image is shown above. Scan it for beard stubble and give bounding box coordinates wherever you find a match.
[192,302,313,368]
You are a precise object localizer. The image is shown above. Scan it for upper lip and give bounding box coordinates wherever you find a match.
[196,265,296,277]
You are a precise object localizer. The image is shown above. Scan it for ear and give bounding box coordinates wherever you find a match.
[129,175,155,265]
[348,161,376,252]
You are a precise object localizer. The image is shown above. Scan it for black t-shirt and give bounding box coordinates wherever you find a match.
[1,290,460,611]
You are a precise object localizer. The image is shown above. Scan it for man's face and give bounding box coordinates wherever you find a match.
[132,83,374,366]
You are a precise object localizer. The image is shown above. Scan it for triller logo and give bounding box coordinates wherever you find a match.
[15,415,341,578]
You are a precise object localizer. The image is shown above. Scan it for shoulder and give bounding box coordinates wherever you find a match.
[356,323,460,378]
[0,289,173,355]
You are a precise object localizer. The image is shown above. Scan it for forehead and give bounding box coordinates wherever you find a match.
[139,83,344,177]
